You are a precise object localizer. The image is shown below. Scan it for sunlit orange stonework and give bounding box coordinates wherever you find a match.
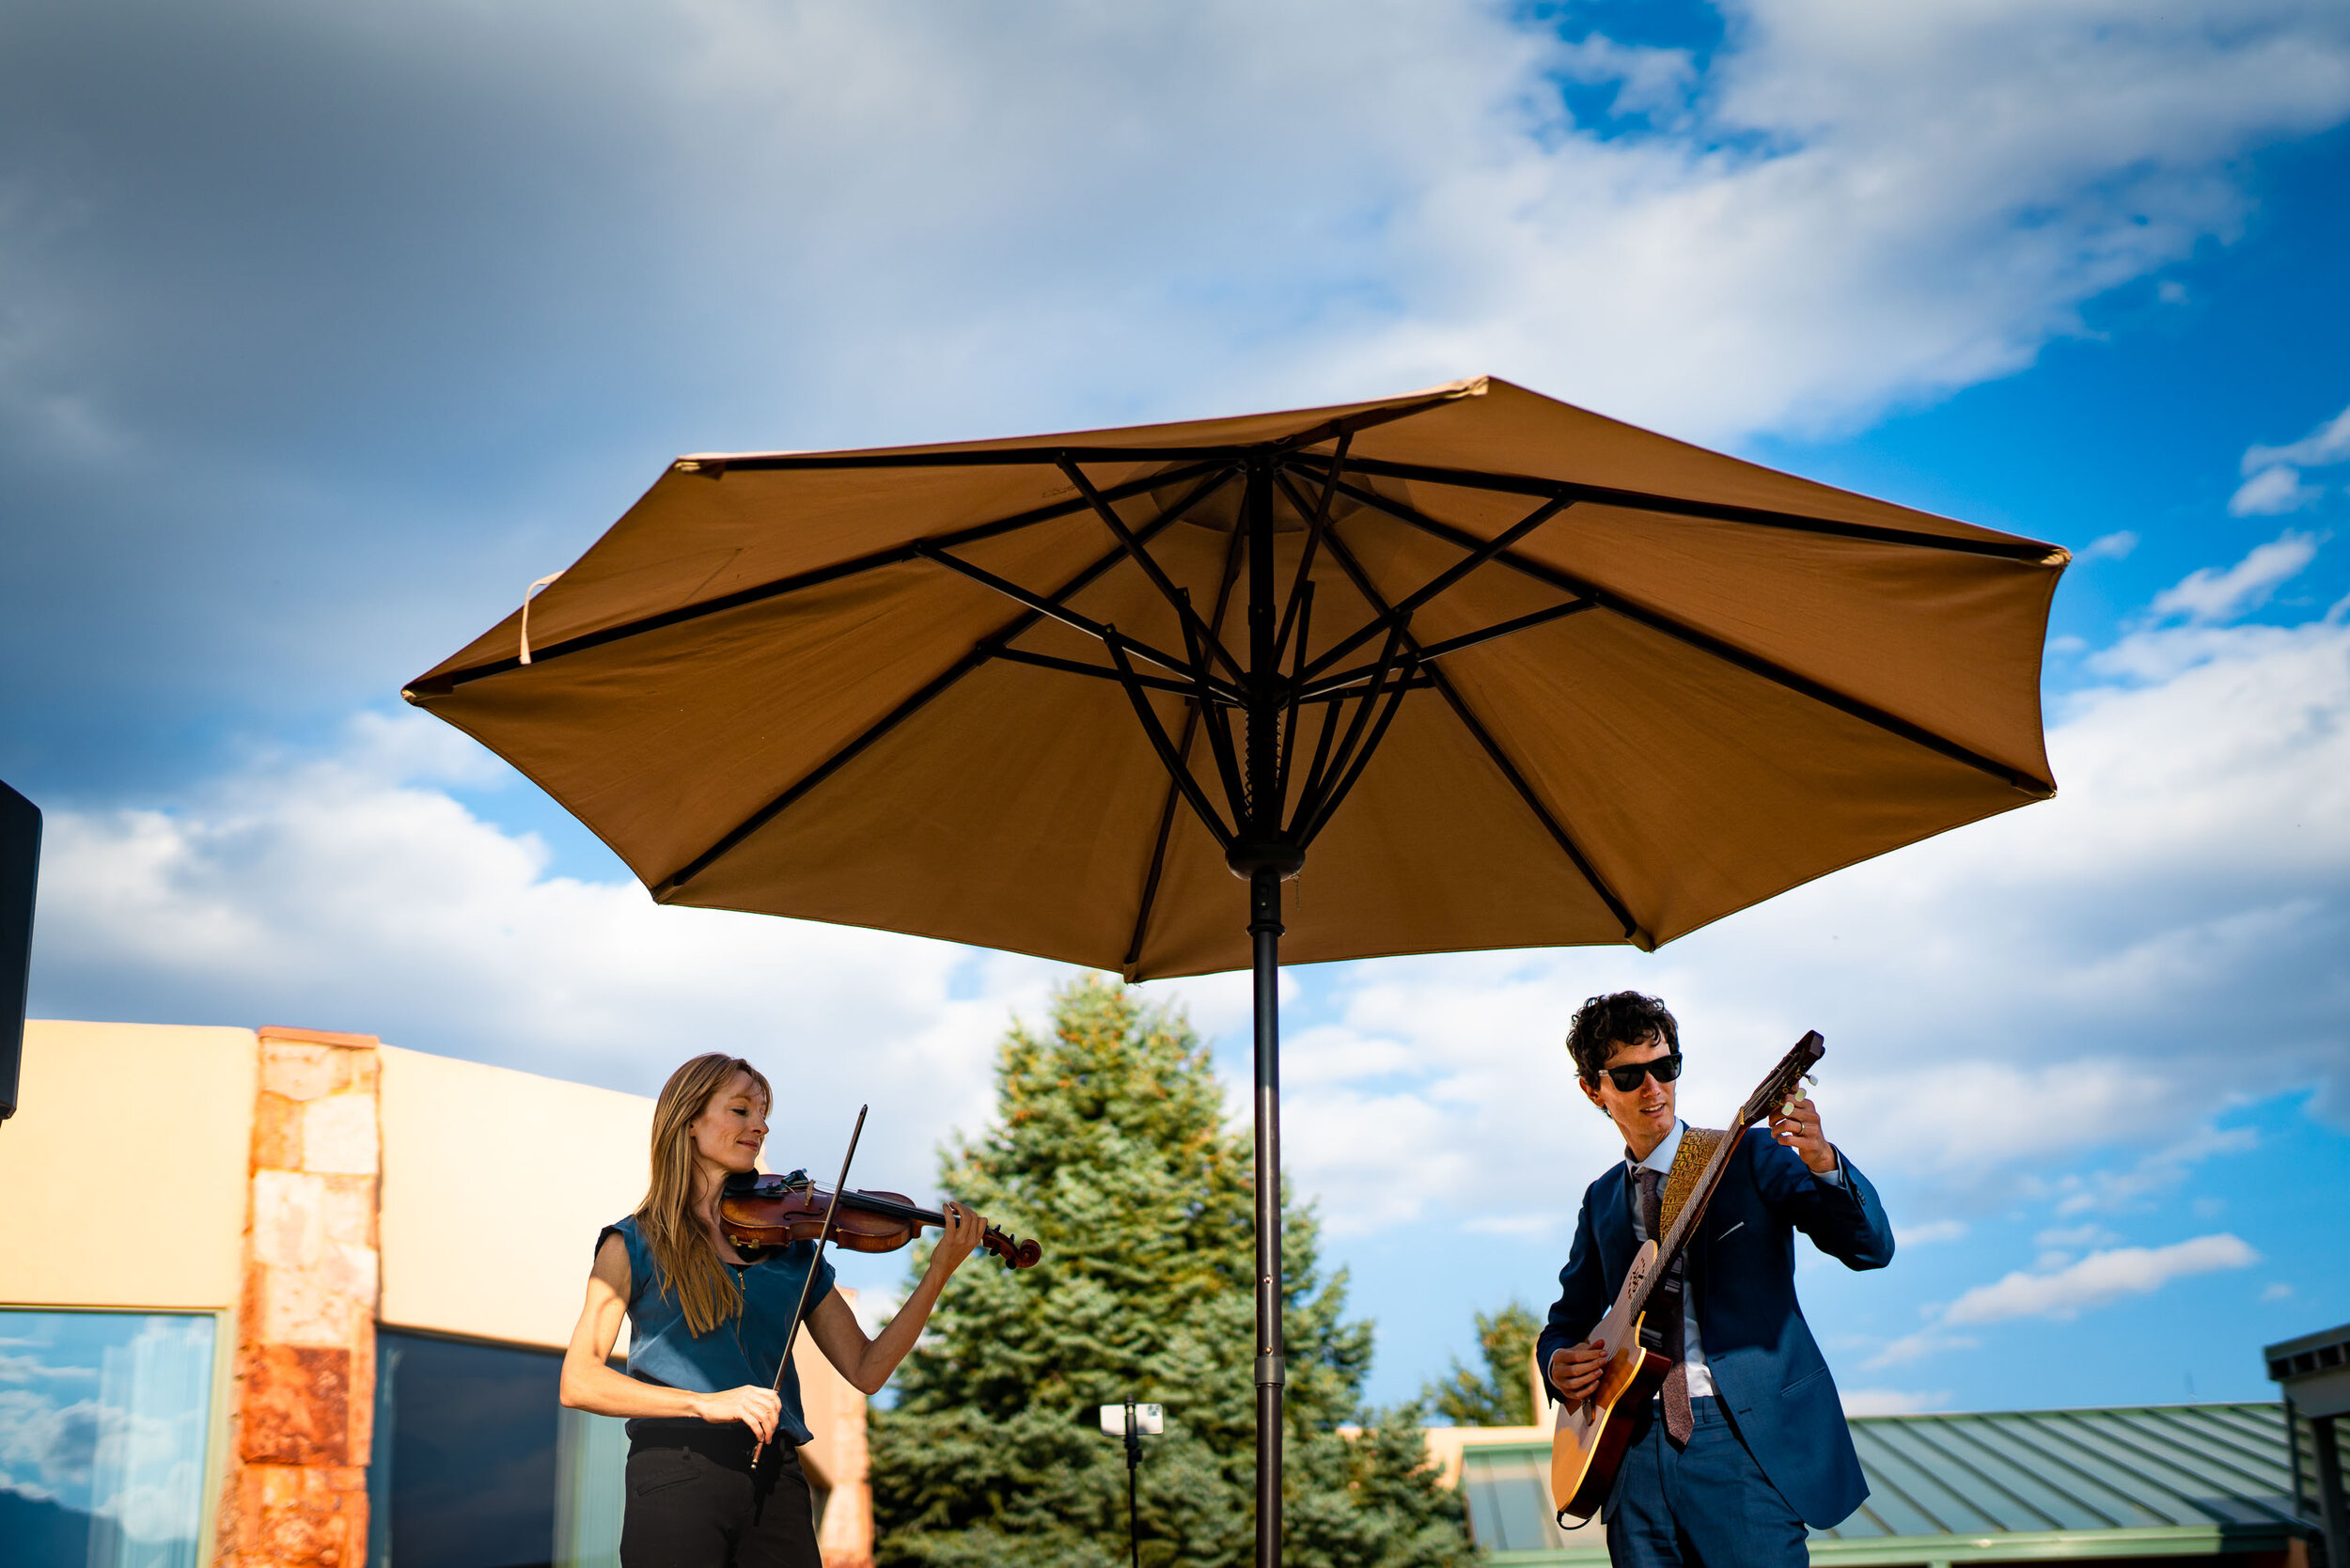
[214,1027,383,1568]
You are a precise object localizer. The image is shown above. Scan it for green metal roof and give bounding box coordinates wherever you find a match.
[1456,1403,2318,1564]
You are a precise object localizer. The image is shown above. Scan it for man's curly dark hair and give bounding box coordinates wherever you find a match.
[1565,991,1680,1084]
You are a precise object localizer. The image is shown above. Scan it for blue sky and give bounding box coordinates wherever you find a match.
[5,0,2347,1417]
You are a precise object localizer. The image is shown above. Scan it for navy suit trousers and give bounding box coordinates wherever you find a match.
[1604,1398,1810,1568]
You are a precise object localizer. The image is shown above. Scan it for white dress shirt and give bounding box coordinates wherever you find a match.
[1623,1120,1846,1401]
[1625,1120,1716,1398]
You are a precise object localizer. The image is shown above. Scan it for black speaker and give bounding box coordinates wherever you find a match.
[0,779,38,1123]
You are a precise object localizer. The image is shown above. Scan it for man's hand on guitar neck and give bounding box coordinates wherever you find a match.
[1771,1094,1839,1175]
[1548,1339,1608,1403]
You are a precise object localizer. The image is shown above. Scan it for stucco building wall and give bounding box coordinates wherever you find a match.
[0,1019,258,1310]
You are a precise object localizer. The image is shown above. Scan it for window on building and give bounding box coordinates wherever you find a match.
[1458,1444,1575,1553]
[0,1309,219,1568]
[368,1328,626,1568]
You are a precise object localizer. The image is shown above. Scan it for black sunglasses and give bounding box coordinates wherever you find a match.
[1596,1053,1683,1092]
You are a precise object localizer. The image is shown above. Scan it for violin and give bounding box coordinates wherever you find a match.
[719,1169,1043,1270]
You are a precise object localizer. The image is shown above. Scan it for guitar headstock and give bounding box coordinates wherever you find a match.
[1736,1031,1825,1129]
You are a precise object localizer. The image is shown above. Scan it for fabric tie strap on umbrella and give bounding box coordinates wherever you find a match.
[404,373,2065,1567]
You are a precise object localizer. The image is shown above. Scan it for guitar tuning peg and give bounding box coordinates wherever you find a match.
[1803,1074,1818,1086]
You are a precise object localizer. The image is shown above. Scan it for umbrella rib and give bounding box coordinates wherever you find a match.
[1124,695,1206,980]
[1292,673,1439,703]
[988,647,1424,706]
[1270,466,1601,692]
[411,459,1229,693]
[916,545,1241,701]
[1183,598,1256,821]
[682,388,1471,477]
[1292,490,1575,682]
[1060,457,1247,690]
[713,444,1275,470]
[1290,622,1408,835]
[1274,432,1348,666]
[1296,601,1597,700]
[1106,638,1236,852]
[1291,637,1419,847]
[1320,531,1644,943]
[1274,580,1314,811]
[1124,524,1250,975]
[992,647,1203,698]
[1323,475,2057,796]
[1290,451,2061,563]
[650,492,1226,899]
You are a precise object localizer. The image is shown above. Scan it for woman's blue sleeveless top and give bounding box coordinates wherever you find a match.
[601,1215,837,1448]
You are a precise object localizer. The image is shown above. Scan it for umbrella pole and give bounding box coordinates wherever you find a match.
[1248,865,1285,1568]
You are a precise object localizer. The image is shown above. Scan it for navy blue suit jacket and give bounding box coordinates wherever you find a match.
[1536,1127,1894,1529]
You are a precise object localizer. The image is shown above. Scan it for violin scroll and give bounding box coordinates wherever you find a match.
[981,1227,1044,1270]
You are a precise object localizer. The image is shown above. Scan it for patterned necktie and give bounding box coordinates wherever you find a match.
[1637,1167,1695,1443]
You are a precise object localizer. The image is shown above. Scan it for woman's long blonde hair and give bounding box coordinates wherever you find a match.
[636,1053,774,1336]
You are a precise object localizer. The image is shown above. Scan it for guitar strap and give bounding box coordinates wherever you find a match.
[1660,1126,1725,1236]
[1646,1126,1727,1426]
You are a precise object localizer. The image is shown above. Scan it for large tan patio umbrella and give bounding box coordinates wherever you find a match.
[404,375,2064,1565]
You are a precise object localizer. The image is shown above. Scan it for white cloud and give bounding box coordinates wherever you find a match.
[1553,37,1700,123]
[2147,531,2324,623]
[6,0,2350,763]
[2049,1125,2258,1215]
[2231,465,2322,517]
[31,713,1089,1182]
[1841,1388,1950,1416]
[1321,0,2350,439]
[2034,1224,2119,1250]
[1899,1220,1970,1247]
[1462,1214,1560,1240]
[1940,1233,2257,1324]
[5,0,2347,476]
[2262,1282,2295,1301]
[2077,531,2139,563]
[1861,1228,2262,1367]
[684,0,2350,443]
[1865,1329,1980,1370]
[2245,403,2350,474]
[2231,402,2350,516]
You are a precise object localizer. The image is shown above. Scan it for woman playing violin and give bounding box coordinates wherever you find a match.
[560,1053,987,1568]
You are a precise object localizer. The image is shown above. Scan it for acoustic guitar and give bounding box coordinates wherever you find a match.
[1548,1030,1827,1524]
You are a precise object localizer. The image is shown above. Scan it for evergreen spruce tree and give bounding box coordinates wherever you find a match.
[1424,1302,1541,1427]
[869,977,1472,1568]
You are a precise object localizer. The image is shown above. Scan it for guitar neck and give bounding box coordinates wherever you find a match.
[1630,1126,1741,1318]
[1626,1031,1825,1320]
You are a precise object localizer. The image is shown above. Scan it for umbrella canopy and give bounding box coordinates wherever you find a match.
[405,374,2064,1567]
[406,376,2062,976]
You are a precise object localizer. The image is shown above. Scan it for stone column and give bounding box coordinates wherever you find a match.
[215,1028,384,1568]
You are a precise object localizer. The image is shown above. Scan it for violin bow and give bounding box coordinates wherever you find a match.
[749,1103,867,1466]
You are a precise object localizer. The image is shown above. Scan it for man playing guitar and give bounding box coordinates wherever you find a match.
[1538,993,1894,1567]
